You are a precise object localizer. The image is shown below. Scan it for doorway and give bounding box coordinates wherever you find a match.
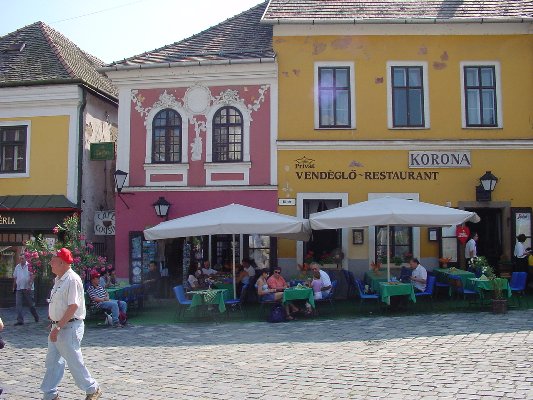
[465,207,503,268]
[303,199,342,263]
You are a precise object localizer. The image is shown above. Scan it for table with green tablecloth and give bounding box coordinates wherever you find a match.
[364,270,389,292]
[282,287,315,308]
[468,278,512,299]
[434,268,475,287]
[212,283,234,299]
[189,289,227,313]
[379,282,416,305]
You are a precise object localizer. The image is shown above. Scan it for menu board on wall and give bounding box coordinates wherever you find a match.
[129,232,157,284]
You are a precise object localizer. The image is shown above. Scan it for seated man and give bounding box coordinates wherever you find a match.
[144,261,161,298]
[409,257,427,292]
[86,271,127,327]
[201,260,218,276]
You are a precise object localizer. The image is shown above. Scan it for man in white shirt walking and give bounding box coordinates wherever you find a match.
[40,248,102,400]
[465,232,478,267]
[13,254,39,325]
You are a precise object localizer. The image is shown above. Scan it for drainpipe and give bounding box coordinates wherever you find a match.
[77,87,87,211]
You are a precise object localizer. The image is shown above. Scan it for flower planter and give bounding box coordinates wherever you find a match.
[491,299,508,314]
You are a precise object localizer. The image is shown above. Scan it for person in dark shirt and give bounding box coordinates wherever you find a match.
[144,261,161,298]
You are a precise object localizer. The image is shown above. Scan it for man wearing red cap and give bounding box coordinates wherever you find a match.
[40,248,102,400]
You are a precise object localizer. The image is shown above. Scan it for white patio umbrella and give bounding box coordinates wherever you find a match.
[309,197,480,281]
[144,203,311,298]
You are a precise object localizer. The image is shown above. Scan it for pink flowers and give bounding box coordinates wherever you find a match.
[52,226,59,234]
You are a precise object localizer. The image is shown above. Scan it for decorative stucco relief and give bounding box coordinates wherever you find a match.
[131,84,270,160]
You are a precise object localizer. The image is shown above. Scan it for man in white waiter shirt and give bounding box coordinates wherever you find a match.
[465,232,478,266]
[409,257,428,292]
[40,248,102,400]
[13,254,39,325]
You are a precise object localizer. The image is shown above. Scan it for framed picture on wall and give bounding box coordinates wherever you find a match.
[428,227,439,242]
[352,229,364,245]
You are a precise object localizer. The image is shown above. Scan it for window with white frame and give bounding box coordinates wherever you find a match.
[314,62,355,129]
[212,106,243,162]
[0,125,28,174]
[387,62,429,129]
[463,65,498,127]
[151,108,182,163]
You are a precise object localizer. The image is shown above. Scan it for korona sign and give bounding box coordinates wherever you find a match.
[409,151,471,168]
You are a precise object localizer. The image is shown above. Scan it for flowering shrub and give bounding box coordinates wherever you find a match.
[468,256,504,299]
[439,257,452,266]
[370,260,382,272]
[303,250,314,264]
[25,213,110,277]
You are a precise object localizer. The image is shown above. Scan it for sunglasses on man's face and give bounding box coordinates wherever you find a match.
[274,270,281,274]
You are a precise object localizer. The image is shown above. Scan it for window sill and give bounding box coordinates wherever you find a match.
[388,126,430,130]
[0,172,29,178]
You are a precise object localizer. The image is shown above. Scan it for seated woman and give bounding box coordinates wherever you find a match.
[256,268,298,320]
[187,264,202,290]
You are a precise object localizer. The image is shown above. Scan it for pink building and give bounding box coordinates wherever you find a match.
[103,3,278,285]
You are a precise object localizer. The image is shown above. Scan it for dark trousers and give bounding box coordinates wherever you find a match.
[16,289,39,323]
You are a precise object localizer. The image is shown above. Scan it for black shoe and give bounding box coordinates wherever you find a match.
[14,321,24,326]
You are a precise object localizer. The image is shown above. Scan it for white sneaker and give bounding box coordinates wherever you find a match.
[85,388,102,400]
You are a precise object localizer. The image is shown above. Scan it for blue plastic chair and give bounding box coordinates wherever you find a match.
[431,271,451,297]
[415,275,436,308]
[315,280,337,315]
[342,270,357,298]
[355,278,380,310]
[509,272,527,306]
[224,283,246,317]
[173,285,192,319]
[449,275,478,302]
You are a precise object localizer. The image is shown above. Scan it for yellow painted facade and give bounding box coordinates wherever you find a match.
[0,115,70,195]
[275,35,532,140]
[274,31,533,268]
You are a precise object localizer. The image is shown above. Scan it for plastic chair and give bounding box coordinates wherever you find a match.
[342,270,357,298]
[432,271,451,297]
[509,272,527,306]
[449,275,478,302]
[173,285,192,319]
[314,280,337,315]
[224,283,246,317]
[415,275,436,308]
[355,278,380,310]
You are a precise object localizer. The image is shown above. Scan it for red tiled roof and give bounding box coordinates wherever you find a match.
[108,1,273,68]
[262,0,533,23]
[0,22,117,98]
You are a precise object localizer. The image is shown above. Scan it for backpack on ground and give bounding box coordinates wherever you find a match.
[268,304,285,323]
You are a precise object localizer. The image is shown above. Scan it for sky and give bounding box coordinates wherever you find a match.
[0,0,264,63]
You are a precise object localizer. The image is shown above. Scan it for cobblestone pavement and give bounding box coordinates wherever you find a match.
[0,306,532,399]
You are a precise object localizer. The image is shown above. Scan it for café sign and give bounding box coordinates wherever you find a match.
[409,151,471,168]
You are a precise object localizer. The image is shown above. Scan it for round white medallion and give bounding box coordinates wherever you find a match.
[184,85,212,115]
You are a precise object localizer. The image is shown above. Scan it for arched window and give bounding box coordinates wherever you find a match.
[212,106,243,162]
[152,109,182,163]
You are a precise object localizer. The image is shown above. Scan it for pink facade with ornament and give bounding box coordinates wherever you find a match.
[113,81,278,284]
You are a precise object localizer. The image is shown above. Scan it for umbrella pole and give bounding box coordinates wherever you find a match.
[387,224,391,281]
[232,234,236,299]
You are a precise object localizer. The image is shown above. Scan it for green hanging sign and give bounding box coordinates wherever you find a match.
[90,142,115,160]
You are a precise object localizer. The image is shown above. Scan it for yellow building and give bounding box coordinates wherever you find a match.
[262,1,533,278]
[0,22,117,305]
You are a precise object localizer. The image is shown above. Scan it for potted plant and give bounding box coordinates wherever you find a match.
[470,257,507,314]
[392,256,403,266]
[439,257,452,268]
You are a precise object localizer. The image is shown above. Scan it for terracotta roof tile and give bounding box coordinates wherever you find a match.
[262,0,533,22]
[0,22,117,98]
[108,1,273,67]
